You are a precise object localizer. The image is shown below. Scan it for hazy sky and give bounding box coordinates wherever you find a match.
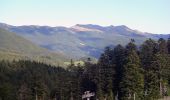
[0,0,170,34]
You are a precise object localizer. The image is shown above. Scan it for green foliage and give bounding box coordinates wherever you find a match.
[0,60,80,100]
[119,41,144,100]
[167,37,170,53]
[0,38,170,100]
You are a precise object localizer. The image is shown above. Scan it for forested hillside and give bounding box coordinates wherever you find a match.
[0,38,170,100]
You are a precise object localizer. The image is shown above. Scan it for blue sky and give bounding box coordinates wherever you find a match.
[0,0,170,34]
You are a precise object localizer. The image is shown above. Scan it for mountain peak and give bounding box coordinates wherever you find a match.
[71,24,103,32]
[75,24,103,28]
[0,22,169,59]
[114,25,130,29]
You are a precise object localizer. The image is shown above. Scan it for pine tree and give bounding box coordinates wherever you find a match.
[140,39,160,99]
[151,53,169,97]
[98,46,115,99]
[155,38,169,97]
[120,40,144,100]
[167,37,170,54]
[113,44,126,99]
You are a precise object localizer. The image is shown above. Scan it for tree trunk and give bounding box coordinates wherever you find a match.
[133,93,135,100]
[115,92,118,100]
[36,93,38,100]
[160,81,163,97]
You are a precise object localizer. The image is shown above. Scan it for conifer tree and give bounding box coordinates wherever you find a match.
[140,39,160,99]
[120,40,144,100]
[113,44,126,99]
[98,47,115,99]
[155,38,169,97]
[167,37,170,54]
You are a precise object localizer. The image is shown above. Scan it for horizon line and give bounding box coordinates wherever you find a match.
[0,22,169,35]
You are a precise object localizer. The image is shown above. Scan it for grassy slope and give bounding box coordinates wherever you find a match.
[0,28,68,66]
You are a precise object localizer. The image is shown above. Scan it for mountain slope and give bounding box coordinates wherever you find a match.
[0,28,68,66]
[0,23,169,58]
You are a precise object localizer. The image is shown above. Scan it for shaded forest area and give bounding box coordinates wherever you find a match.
[0,38,170,100]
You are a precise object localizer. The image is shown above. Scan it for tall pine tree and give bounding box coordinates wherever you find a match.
[113,44,126,99]
[120,40,144,100]
[140,39,160,99]
[98,47,115,100]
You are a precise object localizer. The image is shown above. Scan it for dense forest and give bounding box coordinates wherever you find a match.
[0,38,170,100]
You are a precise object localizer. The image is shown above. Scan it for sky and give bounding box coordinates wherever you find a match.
[0,0,170,34]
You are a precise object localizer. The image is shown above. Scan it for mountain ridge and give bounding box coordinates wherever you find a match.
[0,22,169,58]
[1,22,169,34]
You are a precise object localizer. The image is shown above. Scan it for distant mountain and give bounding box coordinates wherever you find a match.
[0,28,68,66]
[0,23,169,58]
